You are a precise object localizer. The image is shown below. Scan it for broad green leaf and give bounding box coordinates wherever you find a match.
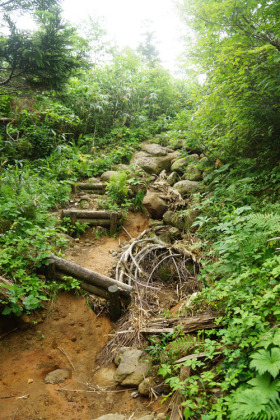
[250,349,280,378]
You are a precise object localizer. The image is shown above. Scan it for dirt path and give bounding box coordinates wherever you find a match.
[0,212,166,420]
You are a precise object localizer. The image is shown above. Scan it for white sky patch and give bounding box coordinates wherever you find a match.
[61,0,186,72]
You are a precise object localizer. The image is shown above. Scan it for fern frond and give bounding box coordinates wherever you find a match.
[250,397,280,420]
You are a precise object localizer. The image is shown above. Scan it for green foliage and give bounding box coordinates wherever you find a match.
[0,2,86,91]
[177,0,280,164]
[105,172,131,205]
[61,216,88,238]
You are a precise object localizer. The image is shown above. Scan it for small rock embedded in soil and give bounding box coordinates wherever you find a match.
[138,377,156,396]
[92,415,125,420]
[137,416,155,420]
[113,348,151,386]
[44,368,71,384]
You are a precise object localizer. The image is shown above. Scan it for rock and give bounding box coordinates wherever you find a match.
[138,377,156,396]
[80,194,90,201]
[141,143,169,156]
[173,180,199,196]
[88,177,100,183]
[171,155,200,173]
[142,191,168,219]
[93,366,117,387]
[166,172,178,186]
[113,164,133,173]
[183,164,203,182]
[163,209,200,231]
[168,138,184,150]
[156,414,166,420]
[113,348,151,386]
[100,171,120,182]
[131,151,178,175]
[81,202,90,209]
[137,416,154,420]
[92,415,125,420]
[44,369,71,384]
[157,227,181,243]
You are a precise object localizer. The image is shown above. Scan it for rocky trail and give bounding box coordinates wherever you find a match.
[0,141,213,420]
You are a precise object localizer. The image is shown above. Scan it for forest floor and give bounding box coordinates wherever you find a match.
[0,212,169,420]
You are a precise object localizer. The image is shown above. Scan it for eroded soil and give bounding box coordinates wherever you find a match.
[0,212,166,420]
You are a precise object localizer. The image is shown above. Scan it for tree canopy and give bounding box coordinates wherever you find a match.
[0,0,86,91]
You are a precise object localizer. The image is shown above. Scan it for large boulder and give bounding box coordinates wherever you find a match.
[141,143,169,156]
[171,155,200,173]
[163,209,200,231]
[173,180,199,196]
[131,151,178,175]
[114,348,151,386]
[142,191,168,219]
[183,164,203,182]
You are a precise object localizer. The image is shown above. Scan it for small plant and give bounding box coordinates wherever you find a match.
[105,172,132,205]
[61,216,88,238]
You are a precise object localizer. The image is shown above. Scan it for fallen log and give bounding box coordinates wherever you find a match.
[61,210,122,219]
[49,255,132,297]
[141,314,218,334]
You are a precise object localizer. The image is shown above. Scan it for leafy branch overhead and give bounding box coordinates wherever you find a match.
[0,1,87,91]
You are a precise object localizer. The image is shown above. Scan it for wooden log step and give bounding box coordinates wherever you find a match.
[49,255,132,296]
[55,271,110,299]
[74,183,105,190]
[61,210,122,219]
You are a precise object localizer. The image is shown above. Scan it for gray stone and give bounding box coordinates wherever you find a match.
[131,151,178,175]
[113,164,133,173]
[142,191,168,219]
[80,194,90,201]
[173,180,199,196]
[88,177,100,183]
[92,415,125,420]
[138,377,156,396]
[81,202,90,209]
[100,171,120,182]
[113,348,151,386]
[166,172,178,186]
[163,209,200,231]
[171,155,200,172]
[137,416,155,420]
[44,368,71,384]
[183,164,203,182]
[141,143,168,156]
[158,226,181,243]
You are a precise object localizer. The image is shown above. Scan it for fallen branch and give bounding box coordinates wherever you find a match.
[142,314,218,334]
[58,346,76,372]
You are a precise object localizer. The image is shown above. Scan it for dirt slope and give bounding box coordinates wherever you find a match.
[0,212,165,420]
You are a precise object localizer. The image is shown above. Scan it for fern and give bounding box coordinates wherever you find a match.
[249,398,280,420]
